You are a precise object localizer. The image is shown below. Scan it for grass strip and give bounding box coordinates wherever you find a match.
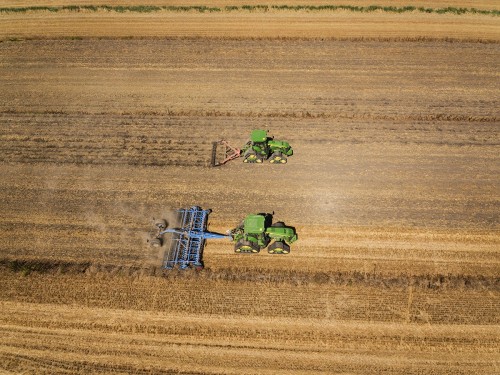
[0,5,498,16]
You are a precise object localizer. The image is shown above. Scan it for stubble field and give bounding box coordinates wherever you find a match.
[0,3,499,374]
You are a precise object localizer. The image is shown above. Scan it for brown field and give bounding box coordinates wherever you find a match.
[1,4,499,375]
[2,12,500,41]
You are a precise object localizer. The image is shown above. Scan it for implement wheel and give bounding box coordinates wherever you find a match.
[235,240,260,254]
[154,219,167,230]
[150,238,162,248]
[193,262,204,271]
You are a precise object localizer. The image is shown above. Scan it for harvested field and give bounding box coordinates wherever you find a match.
[2,12,500,41]
[0,4,499,375]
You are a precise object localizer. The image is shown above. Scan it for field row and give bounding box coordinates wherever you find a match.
[2,40,498,121]
[1,113,498,166]
[0,299,499,374]
[2,12,499,41]
[1,272,499,324]
[2,257,499,294]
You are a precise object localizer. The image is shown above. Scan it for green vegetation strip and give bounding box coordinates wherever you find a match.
[0,5,498,16]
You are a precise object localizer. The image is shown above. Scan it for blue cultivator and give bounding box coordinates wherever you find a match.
[150,206,230,270]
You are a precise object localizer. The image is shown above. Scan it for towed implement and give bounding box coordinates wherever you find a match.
[150,206,228,270]
[211,129,293,166]
[149,207,298,270]
[210,140,241,167]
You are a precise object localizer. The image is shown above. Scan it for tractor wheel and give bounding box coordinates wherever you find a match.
[268,241,290,254]
[154,219,167,230]
[150,238,162,248]
[270,152,283,164]
[243,150,258,163]
[235,240,260,253]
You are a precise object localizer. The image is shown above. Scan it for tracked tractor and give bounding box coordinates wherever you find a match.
[211,129,293,166]
[230,213,298,254]
[241,129,293,164]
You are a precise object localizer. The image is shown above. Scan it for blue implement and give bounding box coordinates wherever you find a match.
[157,206,230,270]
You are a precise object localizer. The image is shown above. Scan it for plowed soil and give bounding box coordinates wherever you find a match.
[1,6,499,375]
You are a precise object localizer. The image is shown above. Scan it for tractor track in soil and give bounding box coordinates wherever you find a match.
[2,257,499,291]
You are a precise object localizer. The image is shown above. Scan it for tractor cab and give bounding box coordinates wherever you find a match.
[243,129,270,162]
[250,129,270,143]
[243,214,266,234]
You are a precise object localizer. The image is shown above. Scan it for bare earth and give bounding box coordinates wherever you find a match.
[0,6,499,375]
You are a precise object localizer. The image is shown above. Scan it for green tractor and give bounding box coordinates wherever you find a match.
[230,213,298,254]
[241,129,293,164]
